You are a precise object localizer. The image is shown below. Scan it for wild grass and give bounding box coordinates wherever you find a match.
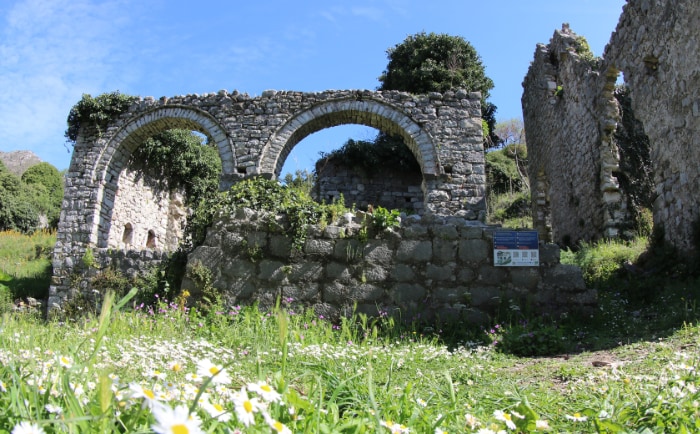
[487,191,532,229]
[0,229,55,302]
[1,230,700,432]
[0,290,698,433]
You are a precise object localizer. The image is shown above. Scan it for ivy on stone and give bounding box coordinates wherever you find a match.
[65,91,137,142]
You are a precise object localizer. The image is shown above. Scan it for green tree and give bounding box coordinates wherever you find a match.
[378,32,498,148]
[378,32,494,97]
[22,162,64,228]
[0,171,39,232]
[130,129,222,205]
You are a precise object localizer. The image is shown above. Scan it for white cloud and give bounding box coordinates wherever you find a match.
[0,0,138,168]
[350,6,384,22]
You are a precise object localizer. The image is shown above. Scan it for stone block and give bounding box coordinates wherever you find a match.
[542,264,586,290]
[325,262,352,281]
[468,286,501,309]
[425,263,456,281]
[432,239,457,263]
[268,235,292,259]
[288,262,323,283]
[397,240,432,262]
[477,265,508,285]
[281,284,320,303]
[363,241,393,266]
[362,265,388,282]
[509,268,541,290]
[457,267,476,282]
[349,284,385,302]
[391,264,415,282]
[458,239,489,263]
[539,244,560,264]
[304,239,334,255]
[431,224,459,240]
[392,283,426,302]
[258,260,287,282]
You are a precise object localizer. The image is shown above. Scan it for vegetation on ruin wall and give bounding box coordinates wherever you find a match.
[64,91,138,142]
[316,135,420,176]
[130,129,222,206]
[189,177,399,251]
[613,85,655,237]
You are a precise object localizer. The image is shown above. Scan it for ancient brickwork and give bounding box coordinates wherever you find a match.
[523,24,626,245]
[524,0,700,250]
[50,89,486,309]
[314,159,424,212]
[106,165,187,252]
[182,210,593,322]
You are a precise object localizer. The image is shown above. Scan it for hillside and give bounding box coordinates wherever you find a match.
[0,150,42,176]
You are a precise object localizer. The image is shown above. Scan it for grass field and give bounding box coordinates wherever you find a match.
[0,230,54,303]
[0,232,699,432]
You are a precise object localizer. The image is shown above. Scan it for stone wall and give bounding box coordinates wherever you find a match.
[523,0,700,251]
[523,24,632,245]
[181,209,594,323]
[51,89,486,309]
[107,164,187,252]
[314,159,424,212]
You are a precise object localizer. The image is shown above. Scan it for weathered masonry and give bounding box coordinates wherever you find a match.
[181,211,592,323]
[523,0,700,251]
[50,89,486,309]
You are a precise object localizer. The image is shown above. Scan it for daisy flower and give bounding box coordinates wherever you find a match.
[151,403,204,434]
[233,387,262,427]
[58,355,73,369]
[535,419,550,430]
[565,413,588,422]
[248,381,282,403]
[129,383,161,409]
[380,420,410,433]
[11,422,45,434]
[266,415,292,434]
[202,400,232,422]
[493,410,516,430]
[465,413,480,429]
[196,359,231,385]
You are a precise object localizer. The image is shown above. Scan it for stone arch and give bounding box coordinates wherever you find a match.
[91,106,231,248]
[258,99,439,179]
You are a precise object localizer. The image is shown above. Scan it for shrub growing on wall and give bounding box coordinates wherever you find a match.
[65,91,138,142]
[130,129,222,205]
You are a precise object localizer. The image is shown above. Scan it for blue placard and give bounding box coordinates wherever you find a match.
[494,230,540,266]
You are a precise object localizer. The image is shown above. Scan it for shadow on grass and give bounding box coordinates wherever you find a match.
[0,265,52,301]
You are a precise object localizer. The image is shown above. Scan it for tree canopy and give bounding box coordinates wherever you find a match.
[378,32,494,98]
[378,31,499,148]
[0,161,64,232]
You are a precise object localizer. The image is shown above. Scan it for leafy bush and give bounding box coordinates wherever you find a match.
[189,178,331,251]
[317,134,420,176]
[130,129,222,205]
[21,162,64,228]
[485,144,528,195]
[0,172,39,233]
[485,319,568,356]
[561,237,648,287]
[370,206,401,231]
[65,91,137,142]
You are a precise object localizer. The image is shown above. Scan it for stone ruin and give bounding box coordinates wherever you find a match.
[51,0,700,317]
[49,89,492,311]
[523,0,700,250]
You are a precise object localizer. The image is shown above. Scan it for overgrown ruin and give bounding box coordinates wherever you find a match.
[50,0,699,319]
[524,0,699,250]
[50,89,489,311]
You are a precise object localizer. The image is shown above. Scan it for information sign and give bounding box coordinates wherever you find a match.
[493,230,540,267]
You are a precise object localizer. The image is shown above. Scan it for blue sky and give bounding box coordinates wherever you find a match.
[0,0,625,174]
